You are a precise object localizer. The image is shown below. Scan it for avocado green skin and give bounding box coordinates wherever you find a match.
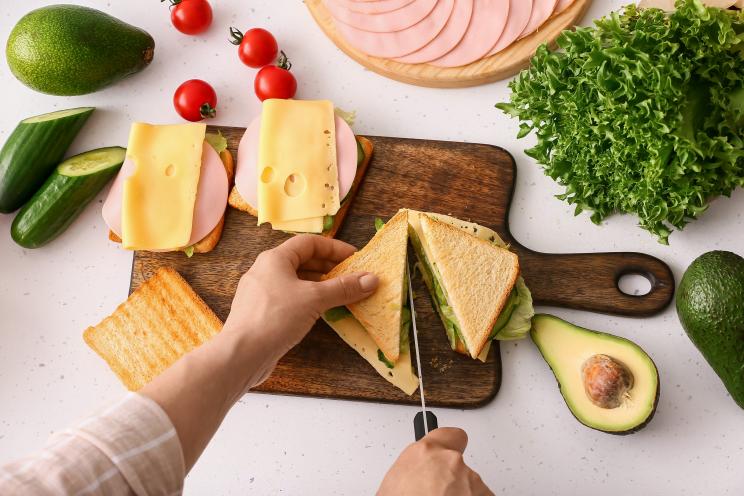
[676,251,744,409]
[11,147,124,248]
[6,5,155,96]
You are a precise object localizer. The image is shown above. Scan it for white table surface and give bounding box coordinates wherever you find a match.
[1,1,742,494]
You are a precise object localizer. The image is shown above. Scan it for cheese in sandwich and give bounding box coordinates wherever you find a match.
[321,210,419,395]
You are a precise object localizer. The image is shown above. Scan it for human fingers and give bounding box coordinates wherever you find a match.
[309,272,378,310]
[298,258,339,274]
[468,470,494,496]
[275,235,357,269]
[298,271,325,282]
[421,427,468,454]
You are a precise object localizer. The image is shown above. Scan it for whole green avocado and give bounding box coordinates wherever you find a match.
[6,5,155,96]
[676,251,744,409]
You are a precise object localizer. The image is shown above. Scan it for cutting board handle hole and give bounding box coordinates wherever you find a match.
[617,273,652,297]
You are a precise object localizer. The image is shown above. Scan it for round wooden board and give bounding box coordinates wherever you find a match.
[306,0,593,88]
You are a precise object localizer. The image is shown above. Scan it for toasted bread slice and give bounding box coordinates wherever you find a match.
[322,210,408,363]
[83,268,222,390]
[228,136,374,238]
[419,214,520,359]
[108,148,235,253]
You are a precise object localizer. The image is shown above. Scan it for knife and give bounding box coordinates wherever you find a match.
[407,259,438,441]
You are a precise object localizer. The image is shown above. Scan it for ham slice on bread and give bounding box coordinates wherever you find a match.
[103,140,234,254]
[232,114,359,214]
[228,114,373,238]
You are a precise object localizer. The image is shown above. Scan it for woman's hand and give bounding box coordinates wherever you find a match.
[223,234,378,389]
[378,428,494,496]
[143,234,377,472]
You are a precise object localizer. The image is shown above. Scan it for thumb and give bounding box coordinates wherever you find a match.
[311,272,379,311]
[422,427,468,454]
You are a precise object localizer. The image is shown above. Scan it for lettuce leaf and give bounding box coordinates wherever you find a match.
[205,132,228,154]
[491,277,534,340]
[324,306,352,322]
[335,107,357,127]
[497,0,744,244]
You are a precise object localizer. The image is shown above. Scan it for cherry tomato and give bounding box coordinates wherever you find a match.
[167,0,213,35]
[173,79,217,121]
[254,52,297,101]
[229,27,278,68]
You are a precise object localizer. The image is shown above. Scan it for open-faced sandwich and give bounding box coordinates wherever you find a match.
[102,123,233,254]
[229,99,373,237]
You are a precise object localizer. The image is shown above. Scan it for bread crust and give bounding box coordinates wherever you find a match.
[420,214,520,359]
[322,209,409,363]
[228,136,374,238]
[83,267,222,390]
[108,147,235,253]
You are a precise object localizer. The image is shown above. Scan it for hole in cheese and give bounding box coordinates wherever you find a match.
[164,164,175,177]
[283,173,306,198]
[260,167,274,183]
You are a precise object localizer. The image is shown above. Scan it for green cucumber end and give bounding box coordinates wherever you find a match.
[58,147,126,176]
[22,107,95,124]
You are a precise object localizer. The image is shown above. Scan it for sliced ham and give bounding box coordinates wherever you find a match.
[487,0,532,55]
[102,142,228,247]
[394,0,474,64]
[335,0,454,57]
[235,115,359,211]
[519,0,558,39]
[553,0,574,14]
[331,0,417,15]
[326,0,437,33]
[430,0,509,68]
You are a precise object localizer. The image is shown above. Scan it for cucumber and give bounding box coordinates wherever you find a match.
[11,147,125,248]
[0,107,95,213]
[356,137,365,168]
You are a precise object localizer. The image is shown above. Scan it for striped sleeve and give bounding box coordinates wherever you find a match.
[0,393,185,495]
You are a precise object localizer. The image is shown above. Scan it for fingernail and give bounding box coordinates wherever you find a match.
[359,273,378,292]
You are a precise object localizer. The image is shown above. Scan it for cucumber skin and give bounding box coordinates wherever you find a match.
[0,108,94,213]
[11,158,122,248]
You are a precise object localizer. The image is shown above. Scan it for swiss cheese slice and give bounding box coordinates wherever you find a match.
[323,315,419,395]
[122,123,206,250]
[271,217,325,234]
[257,100,340,227]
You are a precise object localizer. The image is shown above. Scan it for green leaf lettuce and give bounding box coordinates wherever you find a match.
[497,0,744,243]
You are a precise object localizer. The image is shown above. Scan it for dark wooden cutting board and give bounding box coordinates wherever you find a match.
[130,127,675,409]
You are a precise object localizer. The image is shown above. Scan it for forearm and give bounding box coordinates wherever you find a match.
[140,325,272,472]
[0,394,183,495]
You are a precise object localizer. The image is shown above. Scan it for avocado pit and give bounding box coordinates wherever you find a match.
[582,354,634,409]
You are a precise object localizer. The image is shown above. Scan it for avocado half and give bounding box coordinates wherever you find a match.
[531,314,660,434]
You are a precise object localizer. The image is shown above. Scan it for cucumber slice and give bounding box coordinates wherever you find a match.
[58,147,126,176]
[11,147,125,248]
[0,107,94,213]
[356,137,365,168]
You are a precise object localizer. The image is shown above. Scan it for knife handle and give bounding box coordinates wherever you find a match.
[414,411,439,441]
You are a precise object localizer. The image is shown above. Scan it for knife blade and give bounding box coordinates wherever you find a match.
[406,258,438,441]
